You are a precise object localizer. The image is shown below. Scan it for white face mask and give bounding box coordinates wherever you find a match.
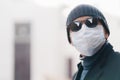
[70,24,106,56]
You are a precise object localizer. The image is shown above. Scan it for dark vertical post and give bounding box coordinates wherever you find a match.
[14,22,31,80]
[68,58,73,79]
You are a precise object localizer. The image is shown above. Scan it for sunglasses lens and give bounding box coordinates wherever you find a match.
[85,18,98,28]
[69,22,82,32]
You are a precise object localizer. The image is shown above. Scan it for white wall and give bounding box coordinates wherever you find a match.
[107,15,120,51]
[0,1,69,80]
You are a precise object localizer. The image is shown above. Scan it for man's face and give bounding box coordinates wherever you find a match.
[70,16,108,44]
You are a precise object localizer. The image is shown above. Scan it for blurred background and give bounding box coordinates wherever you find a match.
[0,0,120,80]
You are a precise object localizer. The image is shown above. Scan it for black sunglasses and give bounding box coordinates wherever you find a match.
[68,18,101,32]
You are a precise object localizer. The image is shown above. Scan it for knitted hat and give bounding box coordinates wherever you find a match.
[66,4,110,43]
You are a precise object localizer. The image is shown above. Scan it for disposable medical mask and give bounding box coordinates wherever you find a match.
[70,24,106,56]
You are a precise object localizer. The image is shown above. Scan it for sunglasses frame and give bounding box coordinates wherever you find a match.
[68,17,102,32]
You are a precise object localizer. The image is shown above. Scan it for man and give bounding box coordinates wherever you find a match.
[66,4,120,80]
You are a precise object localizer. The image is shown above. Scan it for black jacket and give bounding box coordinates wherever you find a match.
[73,43,120,80]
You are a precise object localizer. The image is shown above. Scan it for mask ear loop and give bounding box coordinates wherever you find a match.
[67,27,71,43]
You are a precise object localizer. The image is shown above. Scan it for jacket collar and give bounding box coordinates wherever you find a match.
[77,42,114,80]
[77,42,114,68]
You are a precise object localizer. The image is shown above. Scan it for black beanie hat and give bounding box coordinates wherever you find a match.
[66,4,110,43]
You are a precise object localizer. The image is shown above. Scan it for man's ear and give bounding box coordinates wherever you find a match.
[105,32,109,40]
[103,28,109,40]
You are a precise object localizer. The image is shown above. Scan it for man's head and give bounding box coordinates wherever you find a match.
[66,4,110,44]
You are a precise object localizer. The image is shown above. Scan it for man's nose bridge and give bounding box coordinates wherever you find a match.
[81,24,88,31]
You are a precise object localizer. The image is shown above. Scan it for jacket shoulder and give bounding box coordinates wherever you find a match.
[107,51,120,67]
[113,51,120,60]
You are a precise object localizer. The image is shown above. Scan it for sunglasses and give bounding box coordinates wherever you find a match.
[68,18,101,32]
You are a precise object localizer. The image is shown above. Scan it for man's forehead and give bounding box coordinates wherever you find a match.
[74,16,92,22]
